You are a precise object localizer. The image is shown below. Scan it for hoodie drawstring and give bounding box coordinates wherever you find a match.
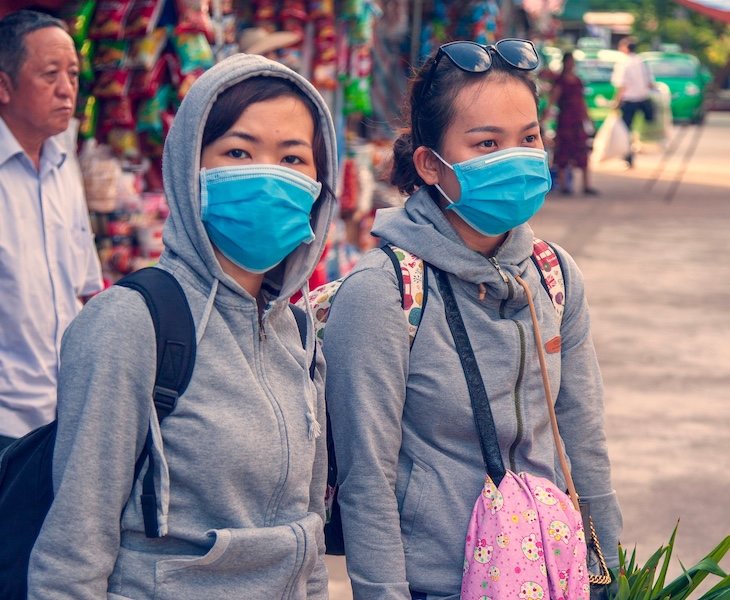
[196,278,219,346]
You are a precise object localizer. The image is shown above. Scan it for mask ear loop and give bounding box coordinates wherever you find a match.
[429,149,458,205]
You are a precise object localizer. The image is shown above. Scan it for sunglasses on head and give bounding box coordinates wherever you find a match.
[420,38,540,101]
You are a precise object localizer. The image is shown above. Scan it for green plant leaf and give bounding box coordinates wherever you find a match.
[698,574,730,600]
[662,536,730,598]
[653,522,679,594]
[617,572,632,600]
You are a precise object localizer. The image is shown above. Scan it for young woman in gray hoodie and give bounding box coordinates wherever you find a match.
[323,40,622,599]
[28,54,337,599]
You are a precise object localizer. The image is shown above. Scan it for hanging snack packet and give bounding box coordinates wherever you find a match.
[175,0,214,40]
[100,96,136,133]
[125,0,165,37]
[93,40,130,70]
[128,27,169,70]
[129,57,168,99]
[93,70,132,99]
[136,84,171,137]
[90,0,135,40]
[76,94,99,140]
[64,0,97,46]
[172,31,214,74]
[107,127,142,159]
[78,38,95,84]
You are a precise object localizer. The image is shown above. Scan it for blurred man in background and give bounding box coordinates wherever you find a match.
[0,10,102,449]
[612,36,656,168]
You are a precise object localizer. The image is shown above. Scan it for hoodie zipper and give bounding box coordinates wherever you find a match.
[254,311,291,526]
[488,256,526,472]
[508,321,526,470]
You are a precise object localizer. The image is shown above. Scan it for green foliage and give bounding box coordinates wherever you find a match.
[608,523,730,600]
[587,0,730,72]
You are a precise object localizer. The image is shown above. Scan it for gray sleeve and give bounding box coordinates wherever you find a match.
[323,263,412,600]
[552,246,623,568]
[307,342,329,599]
[28,288,155,598]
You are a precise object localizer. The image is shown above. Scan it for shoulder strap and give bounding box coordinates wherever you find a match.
[530,238,565,325]
[433,267,506,485]
[116,267,196,538]
[381,245,429,347]
[116,267,196,421]
[290,303,316,380]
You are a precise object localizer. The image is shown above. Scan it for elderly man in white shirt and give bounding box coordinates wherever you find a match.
[0,10,102,449]
[611,36,656,167]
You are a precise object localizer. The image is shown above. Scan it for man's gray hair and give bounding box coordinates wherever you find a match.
[0,10,68,84]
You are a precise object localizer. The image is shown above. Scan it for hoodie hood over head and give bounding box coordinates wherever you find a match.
[161,53,337,305]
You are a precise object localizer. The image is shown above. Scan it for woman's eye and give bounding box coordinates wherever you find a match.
[282,155,304,165]
[524,134,539,143]
[227,149,248,159]
[479,140,496,149]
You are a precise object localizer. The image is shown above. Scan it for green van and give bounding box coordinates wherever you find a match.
[640,51,712,123]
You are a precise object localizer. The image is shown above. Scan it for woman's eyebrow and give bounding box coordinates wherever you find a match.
[221,130,257,142]
[466,121,540,134]
[219,131,311,148]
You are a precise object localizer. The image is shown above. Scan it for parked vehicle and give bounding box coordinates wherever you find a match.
[640,50,712,124]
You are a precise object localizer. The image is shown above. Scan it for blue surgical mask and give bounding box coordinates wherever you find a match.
[200,164,321,274]
[431,147,551,236]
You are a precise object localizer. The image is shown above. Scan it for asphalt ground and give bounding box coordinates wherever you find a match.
[327,112,730,598]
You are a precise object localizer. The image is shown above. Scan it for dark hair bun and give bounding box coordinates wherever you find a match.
[390,131,423,194]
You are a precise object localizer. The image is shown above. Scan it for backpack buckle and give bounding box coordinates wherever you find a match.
[152,385,179,417]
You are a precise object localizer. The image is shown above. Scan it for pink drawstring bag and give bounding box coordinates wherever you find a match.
[435,268,608,600]
[460,472,589,600]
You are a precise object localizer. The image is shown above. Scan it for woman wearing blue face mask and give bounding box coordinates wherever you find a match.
[28,54,336,599]
[323,40,621,599]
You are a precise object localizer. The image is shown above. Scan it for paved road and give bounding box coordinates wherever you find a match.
[327,113,730,598]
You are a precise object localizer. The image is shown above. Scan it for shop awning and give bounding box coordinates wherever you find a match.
[674,0,730,23]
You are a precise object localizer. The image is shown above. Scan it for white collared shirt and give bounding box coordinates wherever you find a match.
[0,116,103,437]
[612,53,653,102]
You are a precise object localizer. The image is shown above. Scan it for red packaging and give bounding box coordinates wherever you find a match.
[89,0,135,40]
[125,0,164,37]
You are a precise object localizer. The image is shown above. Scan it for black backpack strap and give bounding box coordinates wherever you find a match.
[116,267,196,538]
[380,244,406,307]
[290,303,316,380]
[433,267,506,486]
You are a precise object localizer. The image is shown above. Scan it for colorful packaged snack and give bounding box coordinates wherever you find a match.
[175,0,214,40]
[78,38,95,84]
[107,127,142,159]
[100,96,136,133]
[172,32,214,74]
[64,0,97,46]
[93,70,132,99]
[89,0,135,40]
[136,84,172,136]
[93,40,130,71]
[128,27,169,70]
[129,58,168,99]
[125,0,165,37]
[76,94,99,140]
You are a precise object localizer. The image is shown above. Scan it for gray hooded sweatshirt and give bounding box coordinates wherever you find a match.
[323,189,622,600]
[28,54,337,599]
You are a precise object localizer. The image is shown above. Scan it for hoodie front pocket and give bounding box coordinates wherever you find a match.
[400,460,430,550]
[153,512,321,600]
